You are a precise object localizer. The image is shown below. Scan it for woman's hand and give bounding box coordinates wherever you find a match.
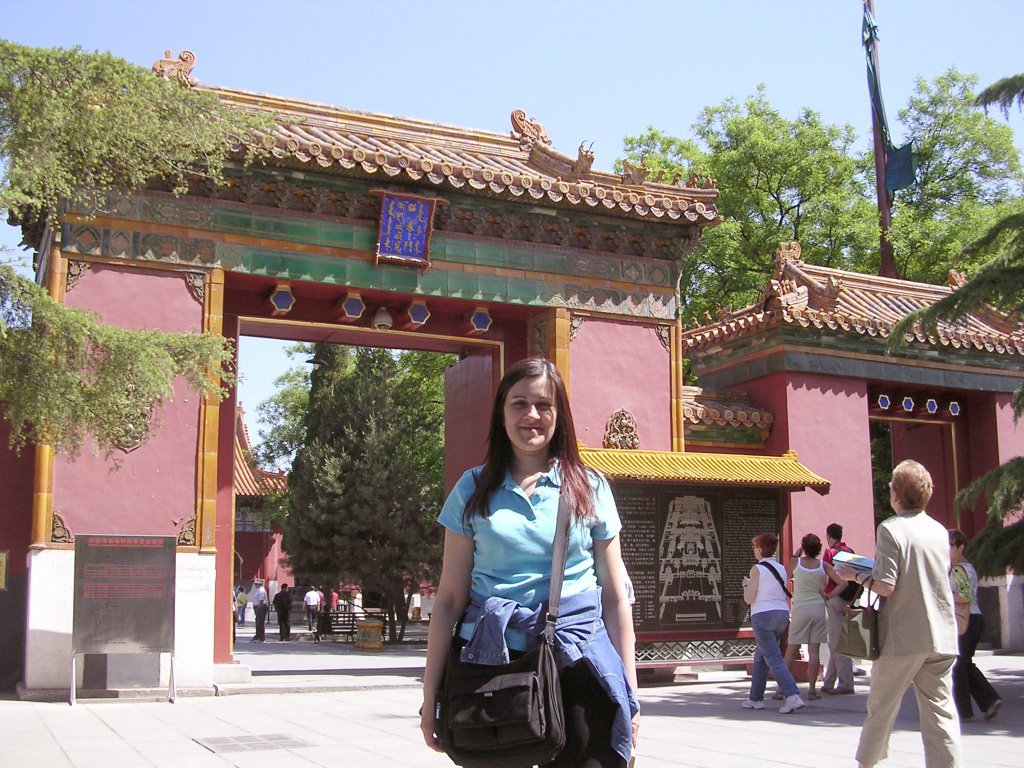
[420,701,444,752]
[631,711,641,747]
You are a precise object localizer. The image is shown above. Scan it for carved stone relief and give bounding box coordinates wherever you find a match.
[185,271,206,304]
[655,325,671,351]
[603,409,640,450]
[176,516,197,547]
[568,313,585,341]
[66,261,90,292]
[52,511,73,544]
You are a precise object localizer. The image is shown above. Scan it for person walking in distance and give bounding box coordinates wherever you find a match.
[836,460,962,768]
[304,585,321,631]
[273,584,292,641]
[251,579,269,642]
[822,523,857,694]
[949,529,1002,722]
[234,586,248,626]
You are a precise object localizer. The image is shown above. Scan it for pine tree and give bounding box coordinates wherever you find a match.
[284,345,447,640]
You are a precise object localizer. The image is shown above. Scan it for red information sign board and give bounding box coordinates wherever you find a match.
[72,535,176,654]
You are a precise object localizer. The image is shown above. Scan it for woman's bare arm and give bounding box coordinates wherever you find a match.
[420,530,474,751]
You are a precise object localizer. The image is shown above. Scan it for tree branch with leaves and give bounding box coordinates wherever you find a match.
[0,40,273,457]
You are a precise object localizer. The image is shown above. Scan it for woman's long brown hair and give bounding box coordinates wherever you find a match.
[463,357,597,528]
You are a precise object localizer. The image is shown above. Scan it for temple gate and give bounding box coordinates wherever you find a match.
[13,57,1021,695]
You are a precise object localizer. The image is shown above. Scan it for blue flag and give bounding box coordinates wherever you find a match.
[863,7,916,191]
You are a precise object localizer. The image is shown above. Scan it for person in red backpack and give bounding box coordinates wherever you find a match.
[822,523,856,694]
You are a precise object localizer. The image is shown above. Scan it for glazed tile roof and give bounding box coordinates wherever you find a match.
[234,404,287,497]
[680,386,773,433]
[580,447,829,494]
[681,242,1024,356]
[209,86,722,229]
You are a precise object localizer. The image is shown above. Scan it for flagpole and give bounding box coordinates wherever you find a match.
[866,0,899,278]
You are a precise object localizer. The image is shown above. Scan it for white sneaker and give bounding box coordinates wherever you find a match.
[742,699,765,710]
[779,694,805,714]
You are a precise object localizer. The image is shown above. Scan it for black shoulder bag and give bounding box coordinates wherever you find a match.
[438,495,569,768]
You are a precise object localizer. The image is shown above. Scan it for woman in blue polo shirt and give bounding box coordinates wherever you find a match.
[420,357,640,767]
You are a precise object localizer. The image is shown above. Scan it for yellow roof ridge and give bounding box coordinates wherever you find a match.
[579,447,829,495]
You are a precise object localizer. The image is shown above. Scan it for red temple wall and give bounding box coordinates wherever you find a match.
[890,422,957,529]
[569,319,671,451]
[735,372,876,556]
[0,422,33,686]
[0,421,32,575]
[234,530,291,584]
[52,265,202,536]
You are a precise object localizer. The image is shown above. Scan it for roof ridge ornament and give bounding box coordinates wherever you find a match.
[152,49,197,88]
[620,158,649,186]
[570,142,595,178]
[947,268,967,289]
[510,108,552,150]
[685,172,718,189]
[774,241,802,271]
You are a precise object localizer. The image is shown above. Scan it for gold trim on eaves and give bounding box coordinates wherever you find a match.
[580,448,830,495]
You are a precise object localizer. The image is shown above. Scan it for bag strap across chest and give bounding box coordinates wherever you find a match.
[756,560,792,599]
[545,493,571,644]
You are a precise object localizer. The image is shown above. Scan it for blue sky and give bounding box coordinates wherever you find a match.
[4,0,1023,450]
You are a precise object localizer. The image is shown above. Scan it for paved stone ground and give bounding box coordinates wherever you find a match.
[2,626,1018,767]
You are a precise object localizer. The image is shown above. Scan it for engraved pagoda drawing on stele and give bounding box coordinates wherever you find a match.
[658,495,723,624]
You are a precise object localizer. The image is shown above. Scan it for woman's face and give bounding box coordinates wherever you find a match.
[503,375,557,464]
[950,543,964,565]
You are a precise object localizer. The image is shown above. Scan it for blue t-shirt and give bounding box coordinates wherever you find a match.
[438,463,621,609]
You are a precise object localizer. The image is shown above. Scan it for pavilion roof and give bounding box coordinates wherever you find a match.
[681,387,773,434]
[681,242,1024,357]
[208,85,722,229]
[580,447,829,494]
[234,404,287,497]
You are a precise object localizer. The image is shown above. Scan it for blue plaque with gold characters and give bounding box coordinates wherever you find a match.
[374,192,440,269]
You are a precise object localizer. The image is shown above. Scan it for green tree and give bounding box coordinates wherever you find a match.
[284,345,451,641]
[253,344,313,472]
[623,87,876,320]
[0,41,271,455]
[0,264,233,456]
[889,69,1023,283]
[891,73,1024,577]
[0,40,268,228]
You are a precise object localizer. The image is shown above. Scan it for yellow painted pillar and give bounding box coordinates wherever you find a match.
[30,245,67,549]
[551,307,571,391]
[671,318,687,452]
[196,268,225,554]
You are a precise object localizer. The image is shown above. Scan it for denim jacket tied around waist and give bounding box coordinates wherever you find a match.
[457,587,639,764]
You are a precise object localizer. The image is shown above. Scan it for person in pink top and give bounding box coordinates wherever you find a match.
[822,523,858,694]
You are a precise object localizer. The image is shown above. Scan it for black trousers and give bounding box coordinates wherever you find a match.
[278,615,291,641]
[543,659,627,768]
[953,612,1000,717]
[254,604,269,640]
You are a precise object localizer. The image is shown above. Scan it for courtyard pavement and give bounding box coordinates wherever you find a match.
[1,624,1019,767]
